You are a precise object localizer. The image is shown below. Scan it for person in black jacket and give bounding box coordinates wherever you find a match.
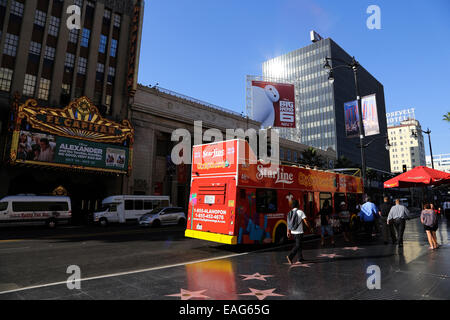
[378,196,396,244]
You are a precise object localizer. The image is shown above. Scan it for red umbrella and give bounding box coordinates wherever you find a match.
[384,166,450,188]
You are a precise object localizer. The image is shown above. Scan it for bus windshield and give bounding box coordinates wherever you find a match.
[0,202,7,211]
[100,203,118,212]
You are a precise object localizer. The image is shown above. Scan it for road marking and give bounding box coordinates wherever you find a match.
[0,251,250,295]
[0,239,26,243]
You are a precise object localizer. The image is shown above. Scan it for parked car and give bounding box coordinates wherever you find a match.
[138,207,186,227]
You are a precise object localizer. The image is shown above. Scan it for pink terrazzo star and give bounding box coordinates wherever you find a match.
[240,273,274,281]
[284,262,313,268]
[342,246,364,251]
[166,288,210,300]
[239,288,284,300]
[318,253,342,258]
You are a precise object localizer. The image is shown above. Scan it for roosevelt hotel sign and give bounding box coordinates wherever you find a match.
[386,108,416,127]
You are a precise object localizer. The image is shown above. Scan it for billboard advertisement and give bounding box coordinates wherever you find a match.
[251,81,295,128]
[10,96,134,174]
[361,94,380,137]
[15,131,128,171]
[344,100,359,137]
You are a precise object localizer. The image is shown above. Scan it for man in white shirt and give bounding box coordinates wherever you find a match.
[287,200,311,264]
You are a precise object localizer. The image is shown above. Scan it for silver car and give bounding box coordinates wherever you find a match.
[138,207,186,227]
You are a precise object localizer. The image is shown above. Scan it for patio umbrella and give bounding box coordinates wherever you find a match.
[384,166,450,188]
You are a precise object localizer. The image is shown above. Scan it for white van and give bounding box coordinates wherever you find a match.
[0,195,72,228]
[93,195,171,226]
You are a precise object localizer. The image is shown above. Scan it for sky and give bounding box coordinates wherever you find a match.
[137,0,450,156]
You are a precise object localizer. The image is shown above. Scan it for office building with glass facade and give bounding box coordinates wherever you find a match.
[261,37,390,171]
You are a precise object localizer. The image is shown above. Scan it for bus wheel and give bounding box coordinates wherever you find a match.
[99,218,108,227]
[47,218,57,229]
[274,224,287,244]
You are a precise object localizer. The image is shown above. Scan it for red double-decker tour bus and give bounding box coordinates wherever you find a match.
[185,139,363,245]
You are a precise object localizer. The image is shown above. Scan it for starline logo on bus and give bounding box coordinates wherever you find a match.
[203,149,225,158]
[256,164,294,184]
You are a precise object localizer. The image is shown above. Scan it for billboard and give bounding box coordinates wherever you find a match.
[251,81,296,128]
[10,96,134,174]
[15,131,128,171]
[344,100,359,137]
[361,94,380,137]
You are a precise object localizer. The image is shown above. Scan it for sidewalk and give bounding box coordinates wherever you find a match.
[0,217,449,300]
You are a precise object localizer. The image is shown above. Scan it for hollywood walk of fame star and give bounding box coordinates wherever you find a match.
[318,253,342,258]
[166,288,210,300]
[239,288,284,300]
[342,246,364,251]
[284,262,313,268]
[240,272,274,281]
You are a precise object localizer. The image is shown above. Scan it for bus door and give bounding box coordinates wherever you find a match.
[334,193,346,214]
[303,192,315,217]
[302,192,315,232]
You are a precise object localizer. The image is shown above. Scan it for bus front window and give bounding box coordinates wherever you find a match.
[0,202,7,212]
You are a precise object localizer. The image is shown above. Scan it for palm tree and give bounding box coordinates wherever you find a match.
[334,155,355,169]
[444,112,450,122]
[299,147,324,168]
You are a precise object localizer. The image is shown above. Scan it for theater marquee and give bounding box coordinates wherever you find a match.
[9,96,134,174]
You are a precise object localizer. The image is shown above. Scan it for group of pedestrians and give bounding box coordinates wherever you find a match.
[285,195,442,264]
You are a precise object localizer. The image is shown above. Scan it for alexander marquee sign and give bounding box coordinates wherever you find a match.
[10,96,134,174]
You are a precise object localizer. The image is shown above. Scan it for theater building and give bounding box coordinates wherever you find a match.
[0,0,143,222]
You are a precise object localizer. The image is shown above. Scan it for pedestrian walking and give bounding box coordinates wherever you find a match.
[359,196,378,240]
[286,200,311,264]
[338,201,351,242]
[378,196,397,244]
[319,200,335,246]
[387,199,410,247]
[421,203,439,250]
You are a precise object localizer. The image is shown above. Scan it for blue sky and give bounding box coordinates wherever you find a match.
[138,0,450,155]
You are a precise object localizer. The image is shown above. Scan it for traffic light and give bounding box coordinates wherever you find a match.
[402,165,407,173]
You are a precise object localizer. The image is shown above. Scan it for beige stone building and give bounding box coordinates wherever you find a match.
[388,119,426,173]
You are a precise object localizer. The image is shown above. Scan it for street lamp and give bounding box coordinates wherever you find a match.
[411,128,434,169]
[324,56,367,189]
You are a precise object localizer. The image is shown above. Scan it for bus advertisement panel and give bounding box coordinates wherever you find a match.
[192,140,238,176]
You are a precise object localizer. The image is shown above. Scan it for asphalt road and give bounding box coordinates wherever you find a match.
[0,224,238,292]
[1,217,449,300]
